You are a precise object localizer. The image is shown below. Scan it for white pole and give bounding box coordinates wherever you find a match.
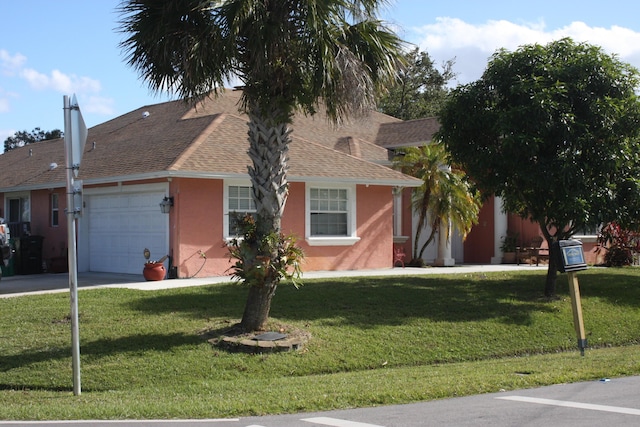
[63,95,81,395]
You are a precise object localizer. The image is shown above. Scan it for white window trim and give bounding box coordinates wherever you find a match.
[223,179,255,240]
[572,234,598,243]
[305,183,360,246]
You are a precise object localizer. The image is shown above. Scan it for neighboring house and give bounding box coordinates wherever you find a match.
[0,90,430,277]
[378,117,603,266]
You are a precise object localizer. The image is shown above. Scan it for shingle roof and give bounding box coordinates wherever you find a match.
[375,117,440,148]
[0,90,423,191]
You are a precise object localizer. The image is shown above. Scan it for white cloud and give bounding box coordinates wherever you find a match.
[0,87,18,114]
[83,95,115,115]
[415,18,640,84]
[0,49,27,75]
[20,68,50,90]
[20,68,101,94]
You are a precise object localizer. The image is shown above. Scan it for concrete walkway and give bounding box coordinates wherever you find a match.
[0,264,547,298]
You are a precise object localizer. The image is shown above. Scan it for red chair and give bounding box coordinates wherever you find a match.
[393,246,406,268]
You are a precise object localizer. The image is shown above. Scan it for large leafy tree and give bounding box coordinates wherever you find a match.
[118,0,405,331]
[438,38,640,297]
[393,143,481,264]
[378,47,455,120]
[3,128,63,152]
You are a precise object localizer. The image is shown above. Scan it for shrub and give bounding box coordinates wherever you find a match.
[597,222,640,266]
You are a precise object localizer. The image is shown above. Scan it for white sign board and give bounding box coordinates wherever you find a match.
[69,94,87,177]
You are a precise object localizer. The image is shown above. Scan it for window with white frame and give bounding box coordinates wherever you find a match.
[573,224,601,243]
[306,184,359,246]
[51,193,59,227]
[310,188,348,235]
[224,183,256,238]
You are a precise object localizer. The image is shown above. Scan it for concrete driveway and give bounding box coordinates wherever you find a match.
[0,271,233,297]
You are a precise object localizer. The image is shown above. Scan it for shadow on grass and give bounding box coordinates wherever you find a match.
[130,271,557,327]
[0,332,202,377]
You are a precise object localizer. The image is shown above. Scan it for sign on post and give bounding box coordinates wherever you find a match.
[63,94,87,396]
[556,239,588,273]
[69,95,87,178]
[554,239,588,356]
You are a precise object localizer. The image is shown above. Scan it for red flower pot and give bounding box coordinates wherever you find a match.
[143,262,166,281]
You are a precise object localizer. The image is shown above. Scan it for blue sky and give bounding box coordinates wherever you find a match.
[2,0,640,151]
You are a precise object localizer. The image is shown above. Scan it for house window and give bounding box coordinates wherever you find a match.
[51,193,59,227]
[574,224,601,243]
[6,193,30,223]
[224,183,256,238]
[306,184,359,246]
[310,188,348,235]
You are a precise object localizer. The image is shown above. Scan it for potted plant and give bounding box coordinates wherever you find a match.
[142,248,168,281]
[500,232,519,264]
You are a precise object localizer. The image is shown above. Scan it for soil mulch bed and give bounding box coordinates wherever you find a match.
[200,321,311,353]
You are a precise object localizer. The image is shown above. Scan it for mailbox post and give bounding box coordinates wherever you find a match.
[554,239,588,356]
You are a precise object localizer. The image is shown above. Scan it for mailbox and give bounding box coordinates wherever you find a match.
[554,239,587,273]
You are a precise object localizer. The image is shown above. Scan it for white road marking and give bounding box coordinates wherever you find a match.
[301,417,384,427]
[497,396,640,415]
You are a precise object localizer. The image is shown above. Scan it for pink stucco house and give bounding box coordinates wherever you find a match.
[1,90,603,278]
[0,90,431,278]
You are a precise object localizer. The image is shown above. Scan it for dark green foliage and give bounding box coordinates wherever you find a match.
[227,213,304,288]
[597,222,640,266]
[378,47,456,120]
[3,128,63,152]
[438,38,640,295]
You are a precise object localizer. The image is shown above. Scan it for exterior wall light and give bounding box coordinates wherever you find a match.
[160,196,174,214]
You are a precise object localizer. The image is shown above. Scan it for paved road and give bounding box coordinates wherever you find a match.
[0,376,638,426]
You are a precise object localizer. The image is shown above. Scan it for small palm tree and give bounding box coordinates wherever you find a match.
[118,0,406,331]
[393,143,481,263]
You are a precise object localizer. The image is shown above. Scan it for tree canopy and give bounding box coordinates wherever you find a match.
[3,128,63,152]
[378,47,455,120]
[437,38,640,296]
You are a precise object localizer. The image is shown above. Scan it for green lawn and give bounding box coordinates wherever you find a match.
[1,268,640,419]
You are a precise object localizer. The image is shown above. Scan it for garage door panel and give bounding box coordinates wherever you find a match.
[87,191,168,274]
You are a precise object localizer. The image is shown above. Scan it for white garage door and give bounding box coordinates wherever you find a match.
[86,190,168,274]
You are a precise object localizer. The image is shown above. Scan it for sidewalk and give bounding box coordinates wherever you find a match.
[0,264,547,298]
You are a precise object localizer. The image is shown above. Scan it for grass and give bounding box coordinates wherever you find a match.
[1,268,640,419]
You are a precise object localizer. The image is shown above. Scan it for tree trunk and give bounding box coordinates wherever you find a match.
[239,106,292,331]
[545,242,559,297]
[417,218,439,260]
[540,224,559,298]
[240,282,277,331]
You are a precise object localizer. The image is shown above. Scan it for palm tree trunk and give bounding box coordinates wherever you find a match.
[417,219,439,261]
[241,281,277,332]
[240,107,292,332]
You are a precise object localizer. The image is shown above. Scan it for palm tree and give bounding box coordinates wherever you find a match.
[118,0,405,331]
[393,143,481,263]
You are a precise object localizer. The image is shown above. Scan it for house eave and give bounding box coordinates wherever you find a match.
[0,171,421,193]
[288,175,422,187]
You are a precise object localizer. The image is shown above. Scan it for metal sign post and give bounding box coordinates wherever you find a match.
[63,94,87,396]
